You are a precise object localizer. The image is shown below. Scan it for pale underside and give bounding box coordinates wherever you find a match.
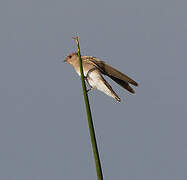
[75,64,120,102]
[86,69,120,102]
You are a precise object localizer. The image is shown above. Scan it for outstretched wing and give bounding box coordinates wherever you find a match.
[82,56,138,93]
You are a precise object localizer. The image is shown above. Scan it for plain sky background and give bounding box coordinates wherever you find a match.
[0,0,187,180]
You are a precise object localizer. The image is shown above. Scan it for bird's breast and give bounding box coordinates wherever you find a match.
[74,62,96,77]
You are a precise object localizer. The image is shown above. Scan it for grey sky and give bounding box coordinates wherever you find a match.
[0,0,187,180]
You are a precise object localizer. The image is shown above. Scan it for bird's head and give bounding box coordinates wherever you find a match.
[64,52,78,65]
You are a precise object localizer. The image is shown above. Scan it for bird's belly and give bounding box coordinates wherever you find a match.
[87,71,101,88]
[87,71,107,92]
[87,70,119,100]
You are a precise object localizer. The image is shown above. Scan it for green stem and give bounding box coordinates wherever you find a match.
[73,36,103,180]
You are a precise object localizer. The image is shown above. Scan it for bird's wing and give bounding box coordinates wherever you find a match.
[82,56,138,93]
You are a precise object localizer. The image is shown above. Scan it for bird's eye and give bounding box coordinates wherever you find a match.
[69,55,72,58]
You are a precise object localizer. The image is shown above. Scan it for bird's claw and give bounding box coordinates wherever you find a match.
[83,76,87,81]
[86,87,94,93]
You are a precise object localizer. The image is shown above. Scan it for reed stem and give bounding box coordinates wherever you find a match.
[73,36,103,180]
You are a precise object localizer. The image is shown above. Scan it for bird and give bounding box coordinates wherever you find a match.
[64,52,138,102]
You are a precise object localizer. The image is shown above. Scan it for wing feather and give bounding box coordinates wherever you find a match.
[82,56,138,93]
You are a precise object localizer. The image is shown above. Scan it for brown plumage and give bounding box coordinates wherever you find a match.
[82,56,138,93]
[64,52,138,102]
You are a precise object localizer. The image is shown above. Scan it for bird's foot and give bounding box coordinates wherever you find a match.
[86,87,94,93]
[83,76,87,81]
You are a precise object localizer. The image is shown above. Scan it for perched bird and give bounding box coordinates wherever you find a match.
[64,52,138,102]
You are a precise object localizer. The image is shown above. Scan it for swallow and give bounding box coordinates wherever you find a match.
[64,52,138,102]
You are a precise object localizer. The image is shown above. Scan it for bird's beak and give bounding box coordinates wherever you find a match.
[63,59,67,62]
